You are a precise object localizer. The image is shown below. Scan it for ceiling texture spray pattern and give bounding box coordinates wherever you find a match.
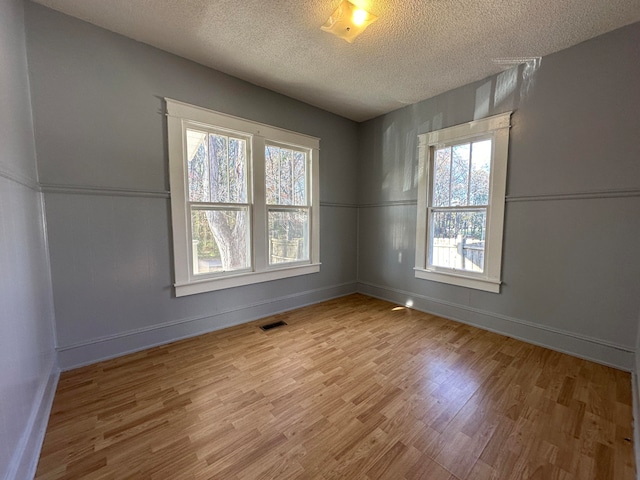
[33,0,640,121]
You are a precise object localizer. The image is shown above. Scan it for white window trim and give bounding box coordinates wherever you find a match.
[166,99,320,297]
[414,111,512,293]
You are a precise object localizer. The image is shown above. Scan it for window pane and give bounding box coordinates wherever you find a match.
[293,151,307,205]
[451,143,470,206]
[433,147,451,207]
[228,137,246,202]
[265,145,280,205]
[265,145,307,206]
[430,210,486,272]
[268,209,309,265]
[209,134,247,203]
[279,148,293,205]
[470,140,491,206]
[186,130,209,202]
[191,208,250,274]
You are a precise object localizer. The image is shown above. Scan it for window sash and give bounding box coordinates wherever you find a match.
[427,206,488,275]
[189,202,249,210]
[429,137,493,209]
[267,206,310,267]
[189,204,252,278]
[428,205,488,212]
[265,141,310,208]
[184,127,252,205]
[267,206,311,213]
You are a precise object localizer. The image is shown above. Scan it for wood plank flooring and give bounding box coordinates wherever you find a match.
[36,294,635,479]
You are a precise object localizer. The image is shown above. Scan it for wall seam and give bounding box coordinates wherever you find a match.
[354,187,640,208]
[506,188,640,202]
[40,183,170,198]
[39,183,361,206]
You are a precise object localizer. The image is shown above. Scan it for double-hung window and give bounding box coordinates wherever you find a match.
[187,128,252,274]
[166,99,320,297]
[414,112,512,293]
[265,143,311,265]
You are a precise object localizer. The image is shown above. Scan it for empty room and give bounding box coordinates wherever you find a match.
[2,0,640,478]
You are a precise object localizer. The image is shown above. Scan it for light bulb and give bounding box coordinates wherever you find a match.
[352,9,368,26]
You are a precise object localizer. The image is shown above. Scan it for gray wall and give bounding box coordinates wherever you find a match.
[24,2,359,369]
[0,0,57,477]
[357,23,640,370]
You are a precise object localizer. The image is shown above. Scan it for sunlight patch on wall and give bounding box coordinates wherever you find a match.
[474,81,492,120]
[382,122,398,192]
[494,67,518,109]
[520,58,542,102]
[432,113,443,131]
[403,131,416,192]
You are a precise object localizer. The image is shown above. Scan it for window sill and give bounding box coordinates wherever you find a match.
[175,263,321,297]
[414,268,501,293]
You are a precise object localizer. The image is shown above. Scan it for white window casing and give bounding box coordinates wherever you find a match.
[414,111,512,293]
[166,99,320,297]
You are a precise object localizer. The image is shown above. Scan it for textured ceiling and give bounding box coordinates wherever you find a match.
[31,0,640,121]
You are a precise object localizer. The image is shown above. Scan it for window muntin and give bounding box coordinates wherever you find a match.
[167,99,320,297]
[415,112,511,293]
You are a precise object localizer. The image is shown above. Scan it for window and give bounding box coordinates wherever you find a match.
[166,99,320,297]
[265,143,311,266]
[414,112,512,293]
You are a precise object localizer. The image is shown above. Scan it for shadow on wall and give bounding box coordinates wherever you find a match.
[374,59,541,277]
[379,58,542,198]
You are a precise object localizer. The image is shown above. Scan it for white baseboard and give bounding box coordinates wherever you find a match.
[5,359,59,480]
[57,282,357,370]
[357,281,634,372]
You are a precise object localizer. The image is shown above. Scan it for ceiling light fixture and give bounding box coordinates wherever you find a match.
[321,1,378,43]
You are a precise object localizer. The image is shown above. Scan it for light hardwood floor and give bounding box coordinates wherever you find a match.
[36,294,635,479]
